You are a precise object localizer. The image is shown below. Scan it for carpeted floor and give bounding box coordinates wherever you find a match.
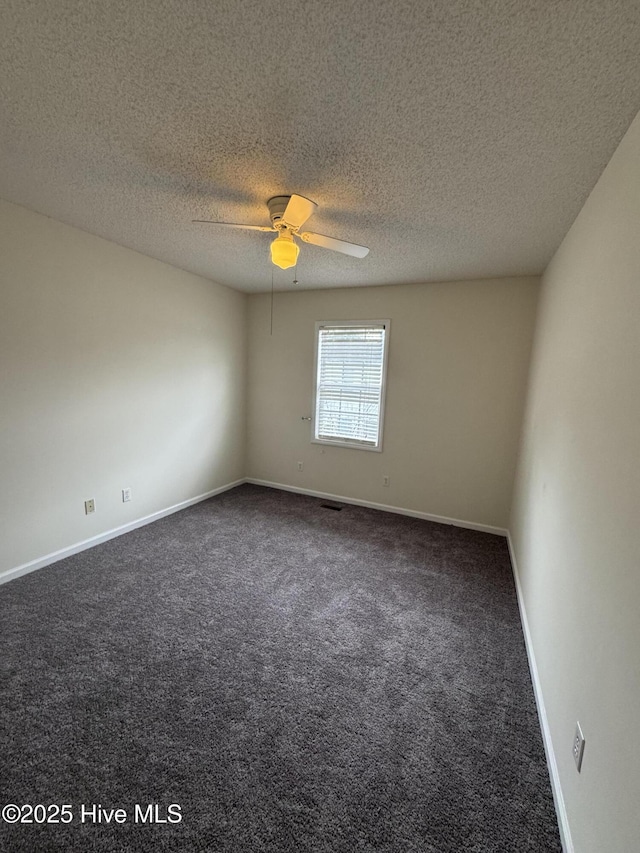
[0,484,561,852]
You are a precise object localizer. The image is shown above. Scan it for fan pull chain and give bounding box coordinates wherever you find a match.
[270,268,274,336]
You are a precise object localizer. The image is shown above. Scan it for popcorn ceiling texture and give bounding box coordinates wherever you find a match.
[1,0,639,293]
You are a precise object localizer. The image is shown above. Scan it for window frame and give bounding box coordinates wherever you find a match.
[311,319,390,453]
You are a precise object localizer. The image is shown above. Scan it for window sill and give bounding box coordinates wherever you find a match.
[311,437,383,453]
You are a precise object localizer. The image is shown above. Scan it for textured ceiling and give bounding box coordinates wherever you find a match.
[1,0,640,293]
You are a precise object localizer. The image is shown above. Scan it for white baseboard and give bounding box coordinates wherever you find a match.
[3,478,506,586]
[246,478,508,536]
[507,534,574,853]
[0,479,245,586]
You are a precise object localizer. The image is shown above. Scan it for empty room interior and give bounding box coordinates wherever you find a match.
[1,2,639,852]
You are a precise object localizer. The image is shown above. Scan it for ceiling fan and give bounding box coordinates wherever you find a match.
[193,194,369,269]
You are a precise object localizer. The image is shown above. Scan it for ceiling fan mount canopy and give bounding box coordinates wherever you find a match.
[267,195,293,228]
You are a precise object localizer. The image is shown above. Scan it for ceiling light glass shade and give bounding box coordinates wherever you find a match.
[270,231,299,269]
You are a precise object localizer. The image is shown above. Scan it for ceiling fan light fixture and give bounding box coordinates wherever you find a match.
[194,193,369,267]
[270,230,299,269]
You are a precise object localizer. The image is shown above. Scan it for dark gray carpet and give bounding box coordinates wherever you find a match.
[1,484,561,852]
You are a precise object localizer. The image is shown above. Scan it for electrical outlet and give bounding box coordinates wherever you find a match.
[84,498,95,515]
[122,488,132,503]
[382,475,390,487]
[573,722,585,772]
[297,461,303,471]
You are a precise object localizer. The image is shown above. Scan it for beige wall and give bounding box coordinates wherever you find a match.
[510,113,640,852]
[0,199,246,576]
[247,278,539,530]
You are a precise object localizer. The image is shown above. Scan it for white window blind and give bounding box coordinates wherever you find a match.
[314,323,388,449]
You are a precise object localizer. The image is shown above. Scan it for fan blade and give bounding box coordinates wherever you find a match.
[192,220,274,232]
[282,195,317,230]
[300,232,369,258]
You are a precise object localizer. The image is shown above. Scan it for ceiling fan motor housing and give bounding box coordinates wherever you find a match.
[267,196,292,229]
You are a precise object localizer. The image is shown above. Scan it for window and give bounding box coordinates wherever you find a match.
[313,320,390,451]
